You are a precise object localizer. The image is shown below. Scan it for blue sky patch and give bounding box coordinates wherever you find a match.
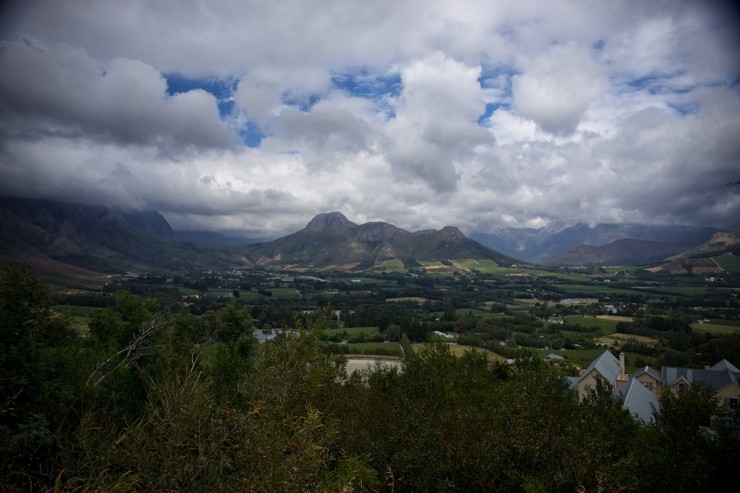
[165,74,238,118]
[238,121,265,148]
[332,70,402,100]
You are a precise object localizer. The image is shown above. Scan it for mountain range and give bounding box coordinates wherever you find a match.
[244,211,516,272]
[0,197,735,279]
[470,223,718,263]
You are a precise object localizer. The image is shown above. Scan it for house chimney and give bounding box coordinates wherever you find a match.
[616,352,629,389]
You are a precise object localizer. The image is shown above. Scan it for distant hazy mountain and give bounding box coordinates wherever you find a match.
[470,223,718,262]
[538,239,695,266]
[174,230,265,245]
[243,211,517,271]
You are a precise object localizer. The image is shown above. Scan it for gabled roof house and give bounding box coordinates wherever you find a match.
[661,359,740,409]
[572,350,629,398]
[570,350,657,421]
[574,351,740,418]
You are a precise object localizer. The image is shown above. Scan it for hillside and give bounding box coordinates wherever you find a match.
[539,239,694,267]
[0,197,248,279]
[652,231,740,274]
[0,199,516,279]
[243,211,517,272]
[471,223,718,262]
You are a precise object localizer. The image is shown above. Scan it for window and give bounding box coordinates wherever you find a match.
[642,381,653,391]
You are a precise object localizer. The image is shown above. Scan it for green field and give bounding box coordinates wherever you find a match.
[651,286,708,296]
[268,287,302,299]
[521,269,590,282]
[454,259,510,275]
[564,316,622,332]
[454,307,500,318]
[52,304,99,317]
[412,342,506,360]
[553,284,643,296]
[416,259,453,271]
[323,326,380,337]
[691,323,740,335]
[369,259,407,273]
[345,342,403,356]
[387,296,428,303]
[713,254,740,274]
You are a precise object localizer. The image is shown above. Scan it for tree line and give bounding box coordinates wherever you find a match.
[1,261,739,492]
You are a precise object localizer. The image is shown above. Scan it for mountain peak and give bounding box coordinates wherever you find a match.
[440,226,465,239]
[305,211,357,233]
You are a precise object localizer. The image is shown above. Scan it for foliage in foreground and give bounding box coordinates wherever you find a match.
[1,261,739,492]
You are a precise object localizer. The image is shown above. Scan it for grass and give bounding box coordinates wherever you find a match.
[596,333,659,346]
[323,326,380,337]
[454,259,511,275]
[269,287,302,299]
[52,304,99,317]
[713,253,740,274]
[369,259,407,273]
[387,296,429,303]
[564,316,623,332]
[553,284,644,296]
[345,342,403,356]
[411,342,507,360]
[521,269,590,281]
[649,286,708,296]
[691,323,740,335]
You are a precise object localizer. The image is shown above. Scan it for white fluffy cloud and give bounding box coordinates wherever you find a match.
[512,43,608,134]
[384,53,493,192]
[0,0,739,237]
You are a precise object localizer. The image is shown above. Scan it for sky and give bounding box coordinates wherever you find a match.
[0,0,739,238]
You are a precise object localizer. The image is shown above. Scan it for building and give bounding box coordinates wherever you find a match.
[572,351,740,423]
[571,350,629,399]
[660,359,740,409]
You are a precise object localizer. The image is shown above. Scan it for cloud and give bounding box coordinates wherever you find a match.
[512,43,608,134]
[1,0,739,237]
[384,53,493,192]
[0,42,234,150]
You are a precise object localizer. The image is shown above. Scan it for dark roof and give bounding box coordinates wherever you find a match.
[661,364,738,393]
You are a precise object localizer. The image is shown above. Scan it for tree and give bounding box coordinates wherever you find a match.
[0,261,78,482]
[208,300,256,404]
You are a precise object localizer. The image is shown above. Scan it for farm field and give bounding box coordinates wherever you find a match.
[411,342,506,360]
[386,296,428,303]
[596,332,659,347]
[323,326,379,338]
[691,322,740,335]
[453,259,510,275]
[553,284,644,296]
[344,342,403,356]
[52,304,98,317]
[564,316,622,332]
[713,253,740,274]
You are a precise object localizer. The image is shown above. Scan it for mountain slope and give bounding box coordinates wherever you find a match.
[0,197,247,276]
[538,239,694,266]
[244,212,517,271]
[650,231,740,274]
[471,223,718,261]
